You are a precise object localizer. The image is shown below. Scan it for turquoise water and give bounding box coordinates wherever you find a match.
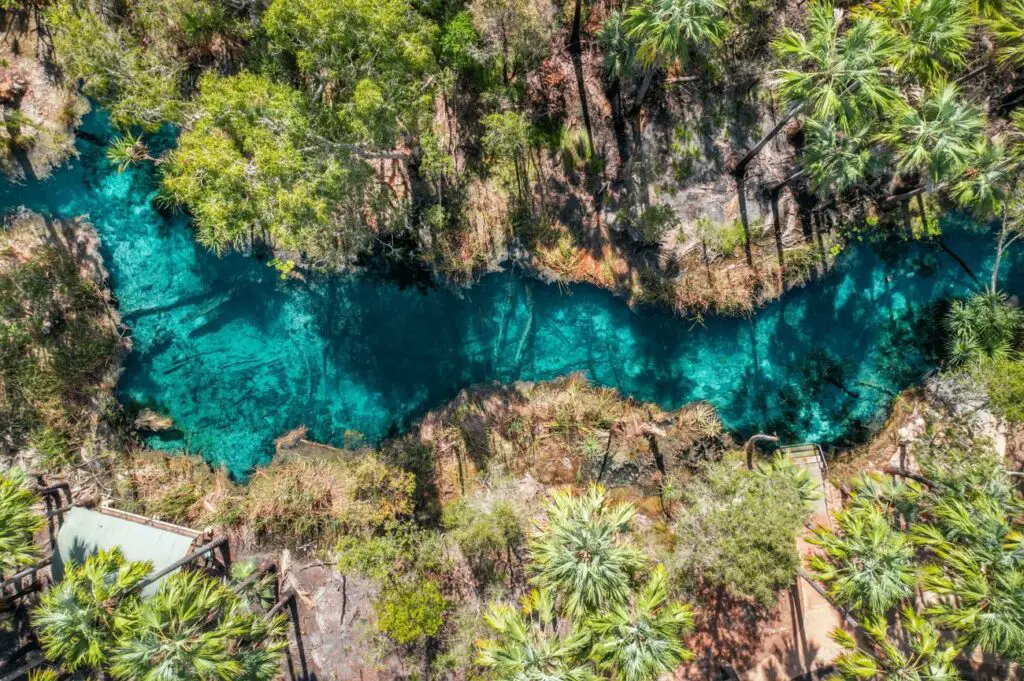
[0,112,1011,478]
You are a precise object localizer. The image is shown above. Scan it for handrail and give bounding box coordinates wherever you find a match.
[136,535,231,592]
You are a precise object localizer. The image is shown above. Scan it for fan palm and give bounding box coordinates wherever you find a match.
[476,589,596,681]
[808,501,917,618]
[529,485,647,618]
[860,0,971,86]
[586,565,694,681]
[32,548,151,673]
[951,137,1017,219]
[829,607,961,680]
[991,0,1024,68]
[623,0,727,106]
[880,83,985,188]
[598,11,638,83]
[801,119,874,198]
[773,3,899,132]
[0,469,43,578]
[111,569,287,681]
[920,549,1024,661]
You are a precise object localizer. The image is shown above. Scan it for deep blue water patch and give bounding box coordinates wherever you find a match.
[0,111,1014,478]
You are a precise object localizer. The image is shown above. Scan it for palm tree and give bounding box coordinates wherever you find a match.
[991,0,1024,68]
[829,607,962,680]
[598,11,639,85]
[32,548,151,673]
[919,548,1024,661]
[863,0,972,86]
[529,485,647,617]
[732,2,896,267]
[586,566,694,681]
[477,589,597,681]
[772,4,899,132]
[111,569,288,681]
[808,501,917,618]
[623,0,727,109]
[878,83,984,227]
[801,119,874,198]
[0,469,43,578]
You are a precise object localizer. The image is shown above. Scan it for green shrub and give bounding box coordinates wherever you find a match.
[976,356,1024,423]
[442,499,524,586]
[375,578,449,645]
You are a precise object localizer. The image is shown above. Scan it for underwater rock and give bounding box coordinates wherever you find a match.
[135,409,173,432]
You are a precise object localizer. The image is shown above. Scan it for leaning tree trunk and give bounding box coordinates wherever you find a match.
[731,103,806,270]
[632,58,661,113]
[569,0,583,53]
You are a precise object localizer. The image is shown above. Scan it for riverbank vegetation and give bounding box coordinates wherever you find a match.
[3,0,1020,315]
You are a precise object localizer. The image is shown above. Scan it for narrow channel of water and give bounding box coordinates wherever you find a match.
[1,111,1012,477]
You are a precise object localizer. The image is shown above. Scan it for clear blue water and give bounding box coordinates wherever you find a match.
[0,111,1012,478]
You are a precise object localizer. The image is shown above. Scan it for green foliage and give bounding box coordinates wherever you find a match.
[263,0,438,146]
[879,83,985,186]
[975,356,1024,423]
[991,0,1024,68]
[440,11,480,70]
[634,204,678,244]
[160,72,375,266]
[529,485,648,618]
[773,2,898,131]
[44,1,183,130]
[477,589,596,681]
[801,120,873,198]
[859,0,971,86]
[951,137,1019,219]
[559,126,601,176]
[624,0,727,69]
[375,578,449,645]
[469,0,554,80]
[443,499,525,587]
[33,548,151,673]
[598,11,638,81]
[0,469,43,577]
[808,499,917,618]
[672,458,812,607]
[244,456,415,545]
[482,111,533,164]
[829,607,961,681]
[587,566,695,681]
[106,133,152,173]
[0,237,121,463]
[942,291,1023,366]
[111,570,288,681]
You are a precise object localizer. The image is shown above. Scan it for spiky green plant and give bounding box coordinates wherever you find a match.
[586,565,694,681]
[801,120,874,198]
[623,0,726,105]
[773,3,899,131]
[951,137,1018,219]
[829,607,961,680]
[860,0,971,86]
[476,589,597,681]
[598,10,638,82]
[943,291,1023,366]
[808,501,917,618]
[111,569,288,681]
[529,485,647,618]
[32,548,151,673]
[106,132,153,173]
[624,0,727,68]
[991,0,1024,68]
[0,469,43,577]
[919,548,1024,661]
[879,83,985,187]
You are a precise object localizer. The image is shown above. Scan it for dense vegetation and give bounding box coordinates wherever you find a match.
[12,0,1018,312]
[2,0,1024,677]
